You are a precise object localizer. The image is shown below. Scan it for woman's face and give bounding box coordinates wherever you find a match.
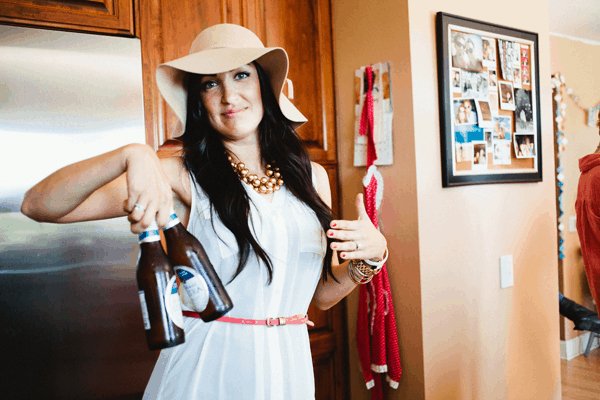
[457,106,467,122]
[463,101,472,114]
[199,63,264,142]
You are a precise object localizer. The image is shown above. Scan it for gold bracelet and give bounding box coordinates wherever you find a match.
[354,259,383,277]
[348,260,374,285]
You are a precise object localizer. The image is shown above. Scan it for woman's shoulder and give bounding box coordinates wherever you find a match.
[310,161,327,181]
[310,162,331,207]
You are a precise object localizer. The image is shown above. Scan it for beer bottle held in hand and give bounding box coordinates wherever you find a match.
[163,212,233,322]
[137,220,185,350]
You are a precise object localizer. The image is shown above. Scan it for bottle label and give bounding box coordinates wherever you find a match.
[138,291,151,330]
[174,266,209,312]
[164,275,184,329]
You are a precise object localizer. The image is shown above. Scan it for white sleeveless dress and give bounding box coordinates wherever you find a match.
[143,168,326,400]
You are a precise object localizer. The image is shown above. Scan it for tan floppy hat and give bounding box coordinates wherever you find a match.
[156,23,307,137]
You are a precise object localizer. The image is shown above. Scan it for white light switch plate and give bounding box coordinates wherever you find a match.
[500,255,514,288]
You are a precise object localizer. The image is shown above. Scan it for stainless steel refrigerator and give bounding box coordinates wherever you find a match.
[0,25,158,399]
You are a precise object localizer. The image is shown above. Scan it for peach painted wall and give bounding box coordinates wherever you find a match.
[549,35,600,341]
[333,0,560,399]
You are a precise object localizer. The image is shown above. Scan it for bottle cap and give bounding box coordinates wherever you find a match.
[164,208,180,230]
[139,220,161,243]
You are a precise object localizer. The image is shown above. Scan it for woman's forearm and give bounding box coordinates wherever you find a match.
[311,259,357,310]
[21,143,143,222]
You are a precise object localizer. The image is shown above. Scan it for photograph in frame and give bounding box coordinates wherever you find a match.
[514,133,536,158]
[451,31,484,71]
[515,89,533,132]
[472,141,488,170]
[488,68,498,91]
[475,99,493,128]
[513,66,522,89]
[499,81,515,111]
[489,93,499,114]
[484,129,493,151]
[481,37,496,67]
[460,69,489,99]
[492,115,512,141]
[451,68,462,93]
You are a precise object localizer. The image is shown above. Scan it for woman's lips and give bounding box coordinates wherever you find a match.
[224,109,244,118]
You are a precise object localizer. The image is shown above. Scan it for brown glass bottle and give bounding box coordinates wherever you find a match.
[137,221,185,350]
[163,212,233,322]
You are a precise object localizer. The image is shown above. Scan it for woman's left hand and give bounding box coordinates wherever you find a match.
[327,193,387,262]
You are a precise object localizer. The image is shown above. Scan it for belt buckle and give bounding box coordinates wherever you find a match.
[266,317,286,327]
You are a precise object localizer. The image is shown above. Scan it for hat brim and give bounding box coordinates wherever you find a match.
[156,47,307,137]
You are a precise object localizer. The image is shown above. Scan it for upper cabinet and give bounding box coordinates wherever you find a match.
[0,0,135,36]
[262,0,337,163]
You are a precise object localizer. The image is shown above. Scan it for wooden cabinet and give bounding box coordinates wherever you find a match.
[0,0,135,36]
[262,0,337,164]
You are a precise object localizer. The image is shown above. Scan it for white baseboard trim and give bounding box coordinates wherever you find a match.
[560,332,600,360]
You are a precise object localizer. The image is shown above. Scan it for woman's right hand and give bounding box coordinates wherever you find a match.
[121,144,174,233]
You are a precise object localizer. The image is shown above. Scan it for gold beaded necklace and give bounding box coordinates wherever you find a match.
[228,155,284,194]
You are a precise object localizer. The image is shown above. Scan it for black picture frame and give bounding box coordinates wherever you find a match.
[436,12,542,187]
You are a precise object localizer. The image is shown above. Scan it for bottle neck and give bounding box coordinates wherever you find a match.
[163,212,184,234]
[139,220,161,244]
[165,212,182,229]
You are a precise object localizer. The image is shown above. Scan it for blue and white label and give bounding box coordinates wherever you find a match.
[139,291,151,330]
[174,265,209,312]
[164,212,181,230]
[164,275,183,328]
[139,220,161,243]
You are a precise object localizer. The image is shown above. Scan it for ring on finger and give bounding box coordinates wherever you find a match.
[133,203,146,212]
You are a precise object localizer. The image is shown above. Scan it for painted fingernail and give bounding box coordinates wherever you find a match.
[332,245,337,249]
[331,223,337,227]
[341,253,346,258]
[329,232,334,237]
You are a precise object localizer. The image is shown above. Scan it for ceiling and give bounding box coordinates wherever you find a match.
[548,0,600,44]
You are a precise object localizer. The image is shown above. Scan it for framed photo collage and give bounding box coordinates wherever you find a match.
[436,12,542,187]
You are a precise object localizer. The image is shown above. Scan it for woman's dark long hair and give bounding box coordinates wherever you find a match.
[179,62,334,285]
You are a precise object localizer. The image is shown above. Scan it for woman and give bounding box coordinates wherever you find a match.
[21,24,387,399]
[455,105,468,124]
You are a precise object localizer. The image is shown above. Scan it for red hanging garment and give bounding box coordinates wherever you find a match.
[355,66,402,398]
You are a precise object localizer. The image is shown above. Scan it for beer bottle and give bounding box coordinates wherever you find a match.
[163,211,233,322]
[137,220,185,350]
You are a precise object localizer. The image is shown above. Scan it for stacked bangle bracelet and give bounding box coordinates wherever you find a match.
[347,247,389,285]
[365,247,389,268]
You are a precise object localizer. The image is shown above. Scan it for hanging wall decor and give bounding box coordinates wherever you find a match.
[353,62,394,167]
[436,12,542,187]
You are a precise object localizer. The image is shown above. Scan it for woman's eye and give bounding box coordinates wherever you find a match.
[202,81,217,90]
[235,72,250,80]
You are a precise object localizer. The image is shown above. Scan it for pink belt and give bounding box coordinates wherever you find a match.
[182,311,314,327]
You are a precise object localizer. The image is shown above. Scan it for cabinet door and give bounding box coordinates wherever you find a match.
[262,0,337,164]
[0,0,134,36]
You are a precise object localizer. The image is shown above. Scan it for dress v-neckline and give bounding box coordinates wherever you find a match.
[243,181,285,208]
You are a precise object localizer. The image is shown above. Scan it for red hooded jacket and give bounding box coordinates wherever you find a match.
[575,153,600,307]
